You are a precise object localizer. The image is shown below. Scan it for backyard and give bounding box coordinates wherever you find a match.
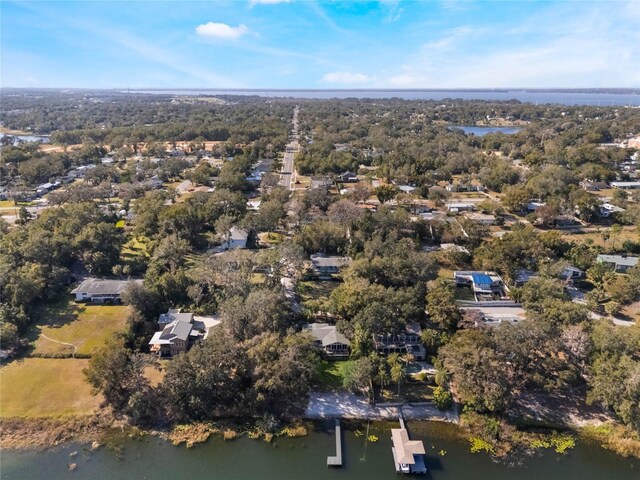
[0,358,101,417]
[28,300,128,357]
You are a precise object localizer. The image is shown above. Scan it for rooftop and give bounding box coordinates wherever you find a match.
[391,428,425,465]
[71,278,142,296]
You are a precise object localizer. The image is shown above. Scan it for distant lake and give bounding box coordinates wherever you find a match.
[2,421,639,480]
[128,89,640,106]
[449,125,522,136]
[0,133,50,144]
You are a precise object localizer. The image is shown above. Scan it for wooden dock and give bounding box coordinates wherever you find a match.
[327,419,343,467]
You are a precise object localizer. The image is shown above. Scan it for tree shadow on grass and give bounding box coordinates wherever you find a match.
[23,299,82,355]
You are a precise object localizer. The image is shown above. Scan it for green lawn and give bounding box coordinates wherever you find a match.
[29,301,128,357]
[0,358,101,417]
[378,381,436,403]
[121,236,149,259]
[314,359,354,391]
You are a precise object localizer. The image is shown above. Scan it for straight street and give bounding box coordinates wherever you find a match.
[279,106,299,190]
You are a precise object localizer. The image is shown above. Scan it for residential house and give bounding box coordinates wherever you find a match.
[514,268,537,287]
[373,323,426,361]
[303,323,350,357]
[338,171,358,183]
[222,226,249,250]
[597,254,639,273]
[580,181,609,191]
[71,278,142,303]
[310,254,352,275]
[466,212,496,225]
[150,313,221,357]
[454,271,506,300]
[158,309,194,326]
[311,176,333,189]
[561,266,585,281]
[447,202,475,213]
[610,181,640,190]
[175,180,194,194]
[149,320,198,357]
[599,203,625,218]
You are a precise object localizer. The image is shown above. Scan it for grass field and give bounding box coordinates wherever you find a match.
[314,359,354,391]
[561,227,639,249]
[29,301,128,357]
[0,358,101,417]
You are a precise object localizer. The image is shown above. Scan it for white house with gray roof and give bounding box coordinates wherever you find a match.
[304,323,350,357]
[72,278,142,303]
[310,254,352,275]
[222,226,249,250]
[597,254,639,273]
[149,319,197,358]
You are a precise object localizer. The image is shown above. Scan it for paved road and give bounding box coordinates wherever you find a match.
[566,286,635,327]
[305,392,459,423]
[279,106,299,190]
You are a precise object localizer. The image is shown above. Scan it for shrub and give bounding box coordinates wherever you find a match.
[433,386,453,410]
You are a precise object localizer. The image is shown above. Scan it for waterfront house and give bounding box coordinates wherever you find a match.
[373,323,426,361]
[71,278,142,303]
[149,319,199,357]
[310,254,352,275]
[158,309,194,326]
[597,254,639,273]
[304,323,350,357]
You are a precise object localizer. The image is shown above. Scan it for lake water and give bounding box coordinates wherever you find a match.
[129,89,640,106]
[0,133,50,144]
[2,421,638,480]
[449,125,522,136]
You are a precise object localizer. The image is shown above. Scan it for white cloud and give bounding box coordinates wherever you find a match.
[388,74,423,87]
[321,71,370,84]
[195,22,250,41]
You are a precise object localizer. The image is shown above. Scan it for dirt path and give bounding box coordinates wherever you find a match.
[39,333,78,357]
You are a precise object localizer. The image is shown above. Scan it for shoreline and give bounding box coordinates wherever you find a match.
[2,411,639,459]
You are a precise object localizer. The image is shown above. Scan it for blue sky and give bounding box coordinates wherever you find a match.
[2,1,639,89]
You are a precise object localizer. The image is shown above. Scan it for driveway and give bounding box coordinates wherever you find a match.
[305,392,459,423]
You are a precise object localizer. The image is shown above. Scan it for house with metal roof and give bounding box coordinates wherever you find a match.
[597,254,639,273]
[158,309,194,326]
[310,254,352,275]
[222,226,249,250]
[149,320,195,358]
[304,323,350,357]
[71,278,143,303]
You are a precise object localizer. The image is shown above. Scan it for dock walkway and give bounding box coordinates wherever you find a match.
[327,419,343,467]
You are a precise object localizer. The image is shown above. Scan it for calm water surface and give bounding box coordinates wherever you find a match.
[450,125,522,136]
[0,133,50,144]
[129,89,640,106]
[2,421,638,480]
